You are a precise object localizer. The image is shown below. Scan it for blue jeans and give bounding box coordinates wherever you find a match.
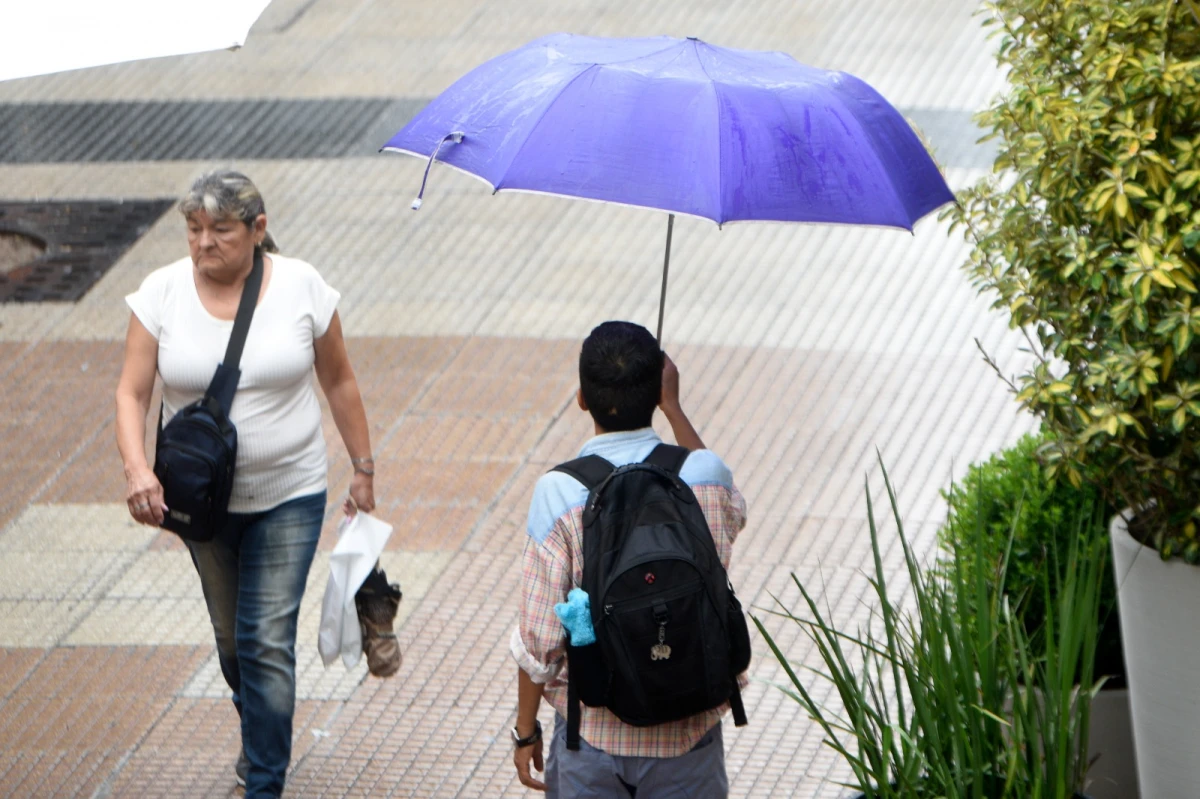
[186,491,325,799]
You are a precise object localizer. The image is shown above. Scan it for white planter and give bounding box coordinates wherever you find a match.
[1110,512,1200,798]
[1085,688,1138,799]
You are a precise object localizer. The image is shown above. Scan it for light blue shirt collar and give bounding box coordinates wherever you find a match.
[525,427,735,545]
[577,427,663,463]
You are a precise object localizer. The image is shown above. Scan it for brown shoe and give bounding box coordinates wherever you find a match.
[355,566,402,677]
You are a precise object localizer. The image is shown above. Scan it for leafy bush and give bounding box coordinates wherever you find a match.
[948,0,1200,559]
[940,432,1123,684]
[755,463,1106,798]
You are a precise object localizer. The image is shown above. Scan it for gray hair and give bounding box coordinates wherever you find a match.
[179,170,280,253]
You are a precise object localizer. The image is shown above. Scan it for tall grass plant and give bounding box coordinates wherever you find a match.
[755,463,1106,798]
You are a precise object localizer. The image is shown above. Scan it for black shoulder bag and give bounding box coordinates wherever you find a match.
[153,252,263,541]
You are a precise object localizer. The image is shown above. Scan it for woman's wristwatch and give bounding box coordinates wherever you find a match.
[511,719,542,748]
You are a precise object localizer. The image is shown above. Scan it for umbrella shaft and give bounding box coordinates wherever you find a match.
[657,214,674,344]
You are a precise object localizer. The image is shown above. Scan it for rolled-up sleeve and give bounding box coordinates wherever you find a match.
[691,484,747,568]
[513,522,572,684]
[723,486,748,542]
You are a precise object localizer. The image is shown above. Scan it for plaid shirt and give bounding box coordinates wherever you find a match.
[512,428,748,758]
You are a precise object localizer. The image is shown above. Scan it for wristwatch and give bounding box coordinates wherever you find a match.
[511,719,542,748]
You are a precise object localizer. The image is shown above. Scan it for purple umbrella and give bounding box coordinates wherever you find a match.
[384,33,954,340]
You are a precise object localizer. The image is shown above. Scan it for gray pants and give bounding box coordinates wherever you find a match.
[544,715,728,799]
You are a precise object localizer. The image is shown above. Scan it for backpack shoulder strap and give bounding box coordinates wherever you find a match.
[551,455,615,489]
[554,452,614,753]
[644,443,689,475]
[730,679,748,727]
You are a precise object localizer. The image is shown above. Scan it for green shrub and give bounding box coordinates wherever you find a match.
[939,432,1123,684]
[755,462,1106,798]
[948,0,1200,559]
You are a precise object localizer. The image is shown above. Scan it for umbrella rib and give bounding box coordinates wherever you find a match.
[691,41,726,226]
[499,39,703,188]
[383,61,621,200]
[492,62,603,190]
[823,85,914,230]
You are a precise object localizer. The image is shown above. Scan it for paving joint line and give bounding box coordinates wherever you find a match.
[0,417,134,708]
[815,259,1000,533]
[314,560,520,795]
[710,241,962,791]
[358,559,526,794]
[23,435,157,653]
[458,379,577,552]
[280,699,354,794]
[734,233,948,536]
[0,339,41,390]
[86,749,132,799]
[84,687,199,799]
[320,334,474,527]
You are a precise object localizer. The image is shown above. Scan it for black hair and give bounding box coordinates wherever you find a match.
[579,321,663,432]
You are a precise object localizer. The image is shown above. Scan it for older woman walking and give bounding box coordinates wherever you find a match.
[115,170,376,798]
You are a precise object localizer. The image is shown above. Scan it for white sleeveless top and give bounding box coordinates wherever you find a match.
[126,254,340,513]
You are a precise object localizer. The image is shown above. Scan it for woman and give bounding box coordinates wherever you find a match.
[115,170,376,798]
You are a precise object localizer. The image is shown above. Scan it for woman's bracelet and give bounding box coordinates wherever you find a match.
[351,455,375,476]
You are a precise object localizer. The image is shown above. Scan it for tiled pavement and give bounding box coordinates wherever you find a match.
[0,0,1035,797]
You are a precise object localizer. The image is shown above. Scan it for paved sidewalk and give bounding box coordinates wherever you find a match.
[0,0,1029,796]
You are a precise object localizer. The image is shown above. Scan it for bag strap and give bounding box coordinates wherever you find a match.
[553,451,616,753]
[566,665,582,751]
[730,680,748,727]
[650,438,747,727]
[644,443,689,474]
[203,250,264,413]
[222,249,263,373]
[552,443,689,487]
[551,454,615,489]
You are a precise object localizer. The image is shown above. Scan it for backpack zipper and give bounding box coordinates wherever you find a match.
[599,553,705,601]
[602,578,703,616]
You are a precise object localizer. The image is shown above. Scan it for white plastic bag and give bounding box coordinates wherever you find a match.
[318,510,393,668]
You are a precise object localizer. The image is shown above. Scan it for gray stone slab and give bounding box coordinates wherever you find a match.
[0,98,991,169]
[0,98,425,163]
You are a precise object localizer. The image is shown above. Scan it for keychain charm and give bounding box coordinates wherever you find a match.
[650,623,672,661]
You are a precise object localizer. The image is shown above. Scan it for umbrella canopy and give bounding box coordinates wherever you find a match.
[384,34,953,229]
[0,0,274,82]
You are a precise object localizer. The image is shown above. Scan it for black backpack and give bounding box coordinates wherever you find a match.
[553,443,750,751]
[153,252,262,541]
